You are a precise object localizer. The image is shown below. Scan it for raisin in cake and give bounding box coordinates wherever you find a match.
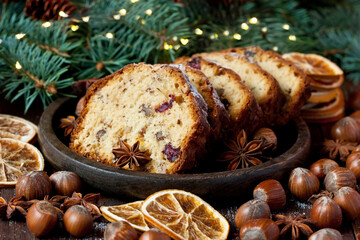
[194,52,284,125]
[221,47,311,125]
[169,64,230,141]
[174,56,262,135]
[70,63,210,174]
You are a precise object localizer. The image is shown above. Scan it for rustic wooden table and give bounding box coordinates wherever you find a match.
[0,94,357,240]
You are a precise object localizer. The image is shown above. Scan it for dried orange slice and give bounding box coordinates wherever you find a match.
[141,189,229,240]
[0,138,44,186]
[307,88,339,103]
[100,201,150,232]
[282,52,343,77]
[0,114,37,143]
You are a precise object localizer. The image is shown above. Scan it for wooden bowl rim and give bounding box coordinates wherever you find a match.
[39,97,310,179]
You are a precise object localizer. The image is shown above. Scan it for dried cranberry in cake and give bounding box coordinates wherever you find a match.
[155,95,175,112]
[162,143,181,162]
[70,63,210,174]
[188,57,201,69]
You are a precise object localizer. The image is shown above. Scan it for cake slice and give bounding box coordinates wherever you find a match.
[169,64,230,142]
[193,51,284,125]
[174,56,262,135]
[221,47,311,125]
[70,63,210,174]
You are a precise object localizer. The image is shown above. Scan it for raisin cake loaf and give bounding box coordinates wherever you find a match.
[221,47,311,125]
[194,51,284,124]
[70,63,211,174]
[169,64,230,142]
[174,56,262,135]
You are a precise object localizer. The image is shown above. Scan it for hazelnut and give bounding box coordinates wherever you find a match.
[235,199,271,229]
[49,171,82,196]
[288,167,320,201]
[346,152,360,180]
[308,228,343,240]
[63,205,93,237]
[310,196,342,229]
[104,221,138,240]
[324,167,356,193]
[240,218,279,240]
[334,186,360,220]
[253,128,277,151]
[309,158,339,179]
[26,200,57,237]
[253,179,286,210]
[331,116,360,142]
[16,171,52,200]
[139,229,171,240]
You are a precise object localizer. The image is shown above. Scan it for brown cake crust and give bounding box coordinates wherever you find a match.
[222,46,311,125]
[170,64,230,142]
[174,56,263,135]
[70,63,210,174]
[194,51,284,125]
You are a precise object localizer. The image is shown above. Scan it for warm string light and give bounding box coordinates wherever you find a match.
[82,16,90,22]
[71,25,79,31]
[210,33,218,39]
[105,33,114,39]
[131,0,139,3]
[42,22,52,28]
[172,36,178,41]
[141,19,146,25]
[59,11,69,18]
[145,9,152,16]
[180,38,189,45]
[273,46,279,51]
[15,61,22,70]
[195,28,203,35]
[261,27,268,33]
[289,35,296,41]
[223,30,230,36]
[249,17,258,24]
[15,33,26,40]
[174,45,180,50]
[233,33,241,40]
[163,42,173,50]
[119,9,127,16]
[241,23,249,30]
[113,14,121,20]
[282,24,290,30]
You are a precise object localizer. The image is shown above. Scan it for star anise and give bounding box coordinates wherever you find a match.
[307,190,334,204]
[321,139,356,161]
[59,115,77,136]
[44,195,68,208]
[274,214,314,240]
[217,129,265,170]
[61,192,101,219]
[112,141,152,169]
[0,196,36,219]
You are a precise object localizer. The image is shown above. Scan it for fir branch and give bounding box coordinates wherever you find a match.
[87,0,191,62]
[73,36,133,79]
[0,36,74,112]
[0,6,82,58]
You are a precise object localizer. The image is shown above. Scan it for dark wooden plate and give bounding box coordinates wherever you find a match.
[38,97,311,200]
